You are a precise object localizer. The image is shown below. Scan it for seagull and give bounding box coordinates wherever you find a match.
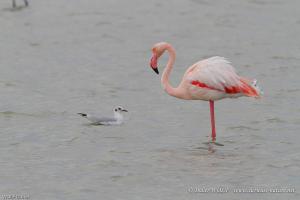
[78,106,128,125]
[12,0,28,8]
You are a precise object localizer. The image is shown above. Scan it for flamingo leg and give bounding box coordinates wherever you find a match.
[209,100,216,142]
[24,0,28,6]
[12,0,16,8]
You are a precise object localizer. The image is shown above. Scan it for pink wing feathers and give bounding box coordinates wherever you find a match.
[187,57,259,97]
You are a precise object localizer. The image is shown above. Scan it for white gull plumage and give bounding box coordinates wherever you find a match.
[78,106,128,125]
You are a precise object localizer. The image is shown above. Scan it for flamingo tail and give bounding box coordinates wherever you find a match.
[240,78,263,98]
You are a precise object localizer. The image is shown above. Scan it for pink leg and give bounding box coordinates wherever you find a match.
[209,100,216,142]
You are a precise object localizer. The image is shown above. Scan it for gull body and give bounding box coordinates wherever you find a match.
[149,42,262,144]
[78,106,128,125]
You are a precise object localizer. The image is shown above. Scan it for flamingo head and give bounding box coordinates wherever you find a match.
[150,42,167,75]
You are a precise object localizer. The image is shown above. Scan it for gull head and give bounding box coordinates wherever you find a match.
[113,106,128,113]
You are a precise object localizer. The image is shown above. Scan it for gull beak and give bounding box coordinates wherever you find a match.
[122,109,128,112]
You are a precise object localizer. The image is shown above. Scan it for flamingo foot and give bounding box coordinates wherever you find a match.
[196,143,217,153]
[203,141,224,146]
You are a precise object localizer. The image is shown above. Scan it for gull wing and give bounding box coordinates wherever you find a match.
[87,115,117,124]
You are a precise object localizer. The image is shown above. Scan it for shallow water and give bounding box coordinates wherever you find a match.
[0,0,299,199]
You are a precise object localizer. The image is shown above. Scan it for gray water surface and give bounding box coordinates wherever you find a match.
[0,0,299,199]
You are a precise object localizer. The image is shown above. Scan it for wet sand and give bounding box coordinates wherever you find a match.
[0,0,299,199]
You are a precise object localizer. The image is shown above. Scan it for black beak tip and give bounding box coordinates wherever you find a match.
[152,68,159,75]
[78,113,87,117]
[123,109,128,112]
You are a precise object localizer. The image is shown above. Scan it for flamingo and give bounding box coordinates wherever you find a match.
[149,42,262,146]
[12,0,28,8]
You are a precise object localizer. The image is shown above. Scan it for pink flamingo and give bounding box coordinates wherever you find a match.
[149,42,262,145]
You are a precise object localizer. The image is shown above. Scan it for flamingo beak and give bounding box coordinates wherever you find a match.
[150,53,159,75]
[122,109,128,112]
[152,67,159,74]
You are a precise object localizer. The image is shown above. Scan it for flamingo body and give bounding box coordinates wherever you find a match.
[179,56,260,101]
[149,42,262,144]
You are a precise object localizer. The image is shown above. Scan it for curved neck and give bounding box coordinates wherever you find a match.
[161,44,181,97]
